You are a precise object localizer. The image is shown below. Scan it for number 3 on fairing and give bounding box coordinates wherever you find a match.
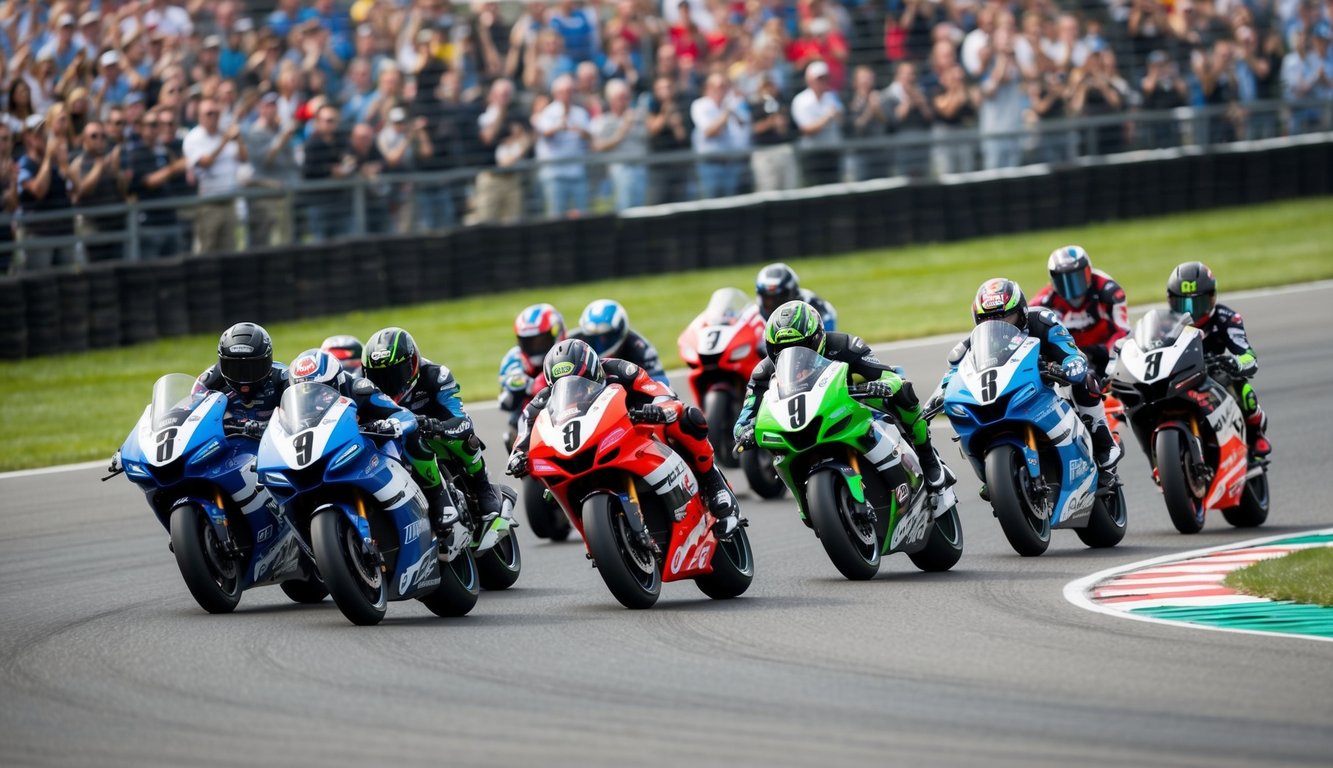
[293,431,313,465]
[1144,350,1163,379]
[789,394,807,427]
[980,369,998,401]
[156,427,179,462]
[562,421,581,451]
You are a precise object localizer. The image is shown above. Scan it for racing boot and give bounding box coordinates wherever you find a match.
[1245,410,1272,457]
[915,440,955,492]
[1088,417,1122,493]
[423,481,460,539]
[464,470,509,525]
[700,464,742,541]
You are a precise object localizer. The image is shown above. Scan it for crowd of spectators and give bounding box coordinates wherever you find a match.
[1,0,1330,271]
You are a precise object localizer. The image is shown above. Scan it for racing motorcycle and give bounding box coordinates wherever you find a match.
[525,375,755,609]
[1110,309,1269,533]
[110,373,325,614]
[678,288,784,499]
[940,321,1127,556]
[255,381,479,626]
[749,346,964,580]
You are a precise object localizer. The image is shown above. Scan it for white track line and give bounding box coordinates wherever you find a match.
[1063,527,1333,644]
[6,279,1332,480]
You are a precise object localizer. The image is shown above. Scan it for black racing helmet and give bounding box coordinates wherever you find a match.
[542,338,604,385]
[363,326,421,403]
[217,322,274,393]
[1166,261,1217,326]
[755,262,801,319]
[972,278,1029,329]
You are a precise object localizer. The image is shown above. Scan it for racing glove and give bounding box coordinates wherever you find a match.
[366,419,403,438]
[1210,353,1241,377]
[506,450,529,478]
[629,405,677,425]
[854,380,895,399]
[108,450,122,474]
[734,426,757,454]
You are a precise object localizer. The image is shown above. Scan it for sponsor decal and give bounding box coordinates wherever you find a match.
[890,505,930,549]
[399,548,438,594]
[550,361,575,379]
[1179,280,1197,293]
[227,344,254,354]
[255,524,274,543]
[291,355,319,378]
[1068,457,1092,479]
[670,514,711,574]
[895,483,910,503]
[981,293,1005,310]
[403,517,430,545]
[254,536,299,582]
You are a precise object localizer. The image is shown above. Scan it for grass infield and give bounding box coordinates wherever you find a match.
[1224,548,1333,608]
[2,196,1331,470]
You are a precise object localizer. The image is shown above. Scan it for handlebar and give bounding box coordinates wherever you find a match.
[1040,363,1074,385]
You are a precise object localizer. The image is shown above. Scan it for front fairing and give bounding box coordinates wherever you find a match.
[679,289,764,397]
[756,348,871,456]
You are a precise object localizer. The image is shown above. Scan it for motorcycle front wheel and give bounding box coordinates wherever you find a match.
[1076,484,1128,548]
[695,526,754,599]
[170,504,242,614]
[477,532,522,590]
[1222,469,1270,528]
[705,390,739,469]
[807,470,881,580]
[986,444,1051,556]
[418,548,480,617]
[1155,430,1206,534]
[524,478,570,541]
[583,492,661,609]
[312,511,387,626]
[907,504,964,572]
[742,448,787,500]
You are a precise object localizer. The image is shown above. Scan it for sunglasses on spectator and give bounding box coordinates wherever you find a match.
[203,111,219,116]
[88,133,105,139]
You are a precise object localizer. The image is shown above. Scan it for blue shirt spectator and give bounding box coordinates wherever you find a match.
[549,1,600,63]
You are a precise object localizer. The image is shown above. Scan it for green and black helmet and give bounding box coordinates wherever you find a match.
[764,300,826,359]
[972,278,1028,329]
[363,327,421,403]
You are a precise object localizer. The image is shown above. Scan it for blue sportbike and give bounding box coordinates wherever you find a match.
[255,381,479,625]
[940,321,1127,556]
[113,374,325,613]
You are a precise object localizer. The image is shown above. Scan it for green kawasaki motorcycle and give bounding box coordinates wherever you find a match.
[751,347,964,580]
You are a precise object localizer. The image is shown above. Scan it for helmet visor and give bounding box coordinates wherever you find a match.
[219,354,271,386]
[1169,293,1212,322]
[583,328,623,356]
[1053,270,1089,300]
[368,360,416,401]
[519,332,557,364]
[327,347,363,370]
[759,292,788,317]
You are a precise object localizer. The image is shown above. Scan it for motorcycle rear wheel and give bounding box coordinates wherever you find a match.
[986,444,1051,556]
[1155,430,1206,534]
[695,526,754,599]
[312,511,387,626]
[170,504,242,614]
[907,504,964,572]
[524,478,570,541]
[583,492,661,609]
[477,532,522,590]
[418,548,480,617]
[705,390,739,469]
[1222,470,1270,528]
[807,471,881,580]
[742,448,787,500]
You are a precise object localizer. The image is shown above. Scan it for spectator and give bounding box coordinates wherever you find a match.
[243,93,298,246]
[301,104,353,241]
[1125,1,1171,80]
[597,35,641,93]
[897,0,948,64]
[347,121,389,233]
[16,115,73,270]
[644,75,692,204]
[749,76,798,192]
[575,60,604,117]
[70,121,126,263]
[377,107,434,231]
[418,70,481,230]
[591,79,649,211]
[691,72,749,200]
[532,73,591,218]
[93,51,134,115]
[549,0,601,64]
[474,2,512,81]
[932,64,980,174]
[340,58,377,123]
[37,13,80,74]
[129,109,188,259]
[472,78,530,224]
[1030,69,1076,164]
[4,80,36,136]
[978,25,1025,169]
[0,125,17,272]
[1190,40,1245,144]
[788,18,849,91]
[1282,27,1330,132]
[962,4,998,79]
[846,65,888,182]
[885,61,933,177]
[183,98,246,253]
[792,61,844,186]
[524,29,576,93]
[1141,50,1188,147]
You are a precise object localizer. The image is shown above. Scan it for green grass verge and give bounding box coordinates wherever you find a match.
[2,196,1332,471]
[1224,548,1333,607]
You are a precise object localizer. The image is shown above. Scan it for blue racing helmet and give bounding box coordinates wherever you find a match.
[578,299,630,357]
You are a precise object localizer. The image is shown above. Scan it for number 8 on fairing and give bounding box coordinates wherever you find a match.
[156,427,179,463]
[1144,350,1163,380]
[980,370,998,401]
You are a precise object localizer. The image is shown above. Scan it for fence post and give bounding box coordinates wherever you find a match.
[126,201,140,262]
[351,181,367,236]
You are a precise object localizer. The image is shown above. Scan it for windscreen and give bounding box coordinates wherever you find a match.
[702,287,753,326]
[545,376,607,428]
[968,321,1029,370]
[150,373,209,430]
[1134,309,1192,352]
[277,381,344,434]
[774,346,834,399]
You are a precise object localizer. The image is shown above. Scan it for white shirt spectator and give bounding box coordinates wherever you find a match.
[961,28,990,78]
[183,126,243,196]
[1041,37,1090,69]
[791,88,844,147]
[690,94,744,154]
[533,99,590,178]
[662,0,717,32]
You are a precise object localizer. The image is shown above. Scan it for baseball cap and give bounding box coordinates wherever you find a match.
[806,60,830,79]
[57,13,75,28]
[260,92,279,106]
[24,114,46,132]
[203,35,222,50]
[809,18,832,36]
[99,50,122,67]
[234,18,255,33]
[79,11,100,27]
[388,106,408,123]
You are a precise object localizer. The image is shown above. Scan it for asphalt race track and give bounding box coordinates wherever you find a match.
[2,284,1331,768]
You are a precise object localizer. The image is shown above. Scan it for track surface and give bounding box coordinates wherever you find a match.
[3,285,1332,767]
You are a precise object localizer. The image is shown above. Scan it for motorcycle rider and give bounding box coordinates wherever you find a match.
[754,263,838,331]
[320,335,365,379]
[198,322,289,432]
[506,339,743,540]
[732,300,954,493]
[1167,261,1271,456]
[362,327,509,529]
[1031,245,1130,379]
[571,299,670,386]
[498,303,567,441]
[937,278,1122,496]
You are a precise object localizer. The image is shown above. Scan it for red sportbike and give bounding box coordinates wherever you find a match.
[678,288,785,499]
[527,376,755,609]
